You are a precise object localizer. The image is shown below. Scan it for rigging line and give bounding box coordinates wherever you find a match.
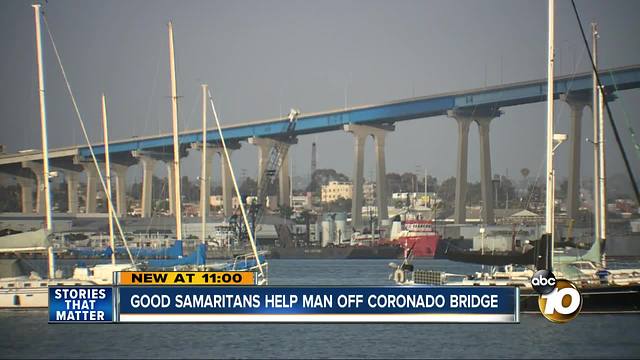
[42,13,136,266]
[570,0,640,204]
[607,70,640,161]
[208,88,264,276]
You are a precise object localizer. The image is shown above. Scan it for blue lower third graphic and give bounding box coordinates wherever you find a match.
[49,287,114,323]
[117,286,519,323]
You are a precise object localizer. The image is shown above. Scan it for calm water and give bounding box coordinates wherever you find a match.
[1,259,639,359]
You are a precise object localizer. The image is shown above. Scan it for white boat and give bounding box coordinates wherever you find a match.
[0,6,139,309]
[208,223,239,248]
[0,7,93,309]
[0,230,96,308]
[0,276,92,309]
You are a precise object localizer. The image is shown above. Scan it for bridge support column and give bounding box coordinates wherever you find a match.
[16,178,34,214]
[248,137,294,209]
[82,164,98,214]
[22,161,45,214]
[352,132,366,229]
[248,137,274,198]
[191,143,215,218]
[279,151,290,208]
[218,149,235,218]
[448,108,501,224]
[166,162,176,215]
[476,117,495,225]
[447,112,472,224]
[137,155,156,218]
[62,170,80,214]
[373,130,389,221]
[112,164,129,217]
[133,149,184,218]
[561,93,589,224]
[344,124,394,228]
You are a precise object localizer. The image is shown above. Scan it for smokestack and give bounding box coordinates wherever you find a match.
[311,141,317,178]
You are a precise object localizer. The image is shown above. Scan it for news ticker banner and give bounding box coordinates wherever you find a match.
[49,271,519,323]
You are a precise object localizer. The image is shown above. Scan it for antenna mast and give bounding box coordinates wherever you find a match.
[168,21,182,240]
[102,94,116,266]
[32,4,55,278]
[545,0,556,271]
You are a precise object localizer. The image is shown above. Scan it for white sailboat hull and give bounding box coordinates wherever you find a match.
[0,286,48,308]
[0,278,94,309]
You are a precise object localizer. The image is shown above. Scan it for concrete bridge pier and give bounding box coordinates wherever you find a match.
[111,164,129,217]
[166,161,177,215]
[216,148,236,218]
[81,164,98,214]
[447,108,501,225]
[217,149,233,217]
[61,170,80,214]
[476,117,495,225]
[450,114,472,224]
[16,177,35,214]
[132,150,181,218]
[248,137,294,209]
[561,92,590,223]
[22,161,46,214]
[191,143,215,218]
[132,153,156,218]
[344,123,393,229]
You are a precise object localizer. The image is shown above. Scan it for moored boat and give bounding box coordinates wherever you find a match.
[391,220,441,258]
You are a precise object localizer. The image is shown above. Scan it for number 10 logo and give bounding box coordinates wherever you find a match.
[537,279,582,322]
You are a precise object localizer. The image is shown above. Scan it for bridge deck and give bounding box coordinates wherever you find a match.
[1,64,638,166]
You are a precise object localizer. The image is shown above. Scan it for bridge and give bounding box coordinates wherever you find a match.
[1,64,639,227]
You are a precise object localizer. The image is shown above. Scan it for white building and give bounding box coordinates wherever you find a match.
[321,181,353,203]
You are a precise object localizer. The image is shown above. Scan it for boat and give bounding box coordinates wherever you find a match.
[0,6,102,308]
[0,230,97,308]
[66,239,184,259]
[439,227,539,265]
[387,2,640,314]
[442,247,536,266]
[268,221,403,259]
[390,219,441,258]
[268,245,402,259]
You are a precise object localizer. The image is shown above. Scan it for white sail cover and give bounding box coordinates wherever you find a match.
[0,229,50,253]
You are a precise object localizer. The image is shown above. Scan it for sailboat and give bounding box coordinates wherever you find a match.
[0,4,96,308]
[144,22,206,270]
[142,23,267,284]
[388,0,640,313]
[70,94,139,284]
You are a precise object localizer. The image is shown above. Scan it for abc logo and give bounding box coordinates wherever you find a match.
[531,270,556,295]
[532,270,582,323]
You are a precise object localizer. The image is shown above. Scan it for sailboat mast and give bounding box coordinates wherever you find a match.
[545,0,555,270]
[591,23,601,249]
[424,168,428,207]
[598,82,607,259]
[32,4,55,278]
[168,21,182,240]
[101,94,116,266]
[200,84,208,244]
